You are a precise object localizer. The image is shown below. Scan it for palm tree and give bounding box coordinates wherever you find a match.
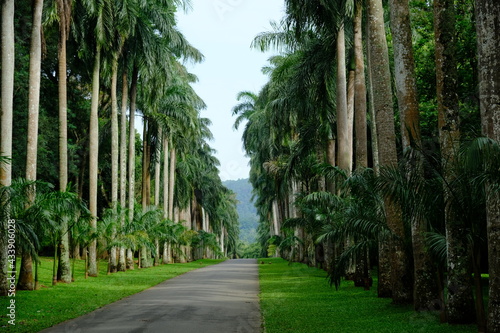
[121,0,202,268]
[118,66,128,271]
[40,0,74,283]
[18,0,45,290]
[127,65,138,270]
[106,0,141,271]
[434,0,475,323]
[367,0,412,303]
[40,190,91,284]
[88,23,102,278]
[0,0,15,297]
[475,0,500,330]
[5,179,46,290]
[74,0,114,277]
[389,0,438,310]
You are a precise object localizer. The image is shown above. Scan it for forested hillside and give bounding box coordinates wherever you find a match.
[223,179,258,243]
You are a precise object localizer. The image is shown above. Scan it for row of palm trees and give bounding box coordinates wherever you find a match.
[0,0,239,295]
[234,0,499,331]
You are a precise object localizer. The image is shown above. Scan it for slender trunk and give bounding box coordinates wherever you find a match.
[162,136,170,264]
[155,127,162,207]
[141,119,151,209]
[19,0,44,291]
[354,3,368,169]
[390,0,438,310]
[368,0,412,303]
[128,66,138,216]
[168,147,176,220]
[353,7,369,285]
[109,55,119,274]
[0,0,15,297]
[336,26,350,174]
[127,66,139,271]
[163,137,169,218]
[365,13,379,173]
[26,0,43,183]
[88,46,102,277]
[56,2,71,280]
[141,119,152,268]
[118,69,128,272]
[367,0,390,299]
[435,0,475,323]
[153,128,162,266]
[347,63,355,171]
[475,0,500,330]
[57,1,69,191]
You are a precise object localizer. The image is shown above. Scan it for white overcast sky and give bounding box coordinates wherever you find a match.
[175,0,285,181]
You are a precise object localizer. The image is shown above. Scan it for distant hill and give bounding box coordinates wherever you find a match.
[223,179,259,243]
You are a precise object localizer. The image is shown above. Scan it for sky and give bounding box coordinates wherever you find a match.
[175,0,285,181]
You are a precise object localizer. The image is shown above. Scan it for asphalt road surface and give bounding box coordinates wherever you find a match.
[39,259,261,333]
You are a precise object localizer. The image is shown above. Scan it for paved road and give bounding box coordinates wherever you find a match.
[40,259,261,333]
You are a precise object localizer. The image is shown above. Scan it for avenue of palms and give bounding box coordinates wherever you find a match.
[0,0,238,294]
[1,0,500,333]
[237,0,500,331]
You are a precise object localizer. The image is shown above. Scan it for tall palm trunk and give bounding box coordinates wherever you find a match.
[141,119,151,209]
[367,0,412,303]
[365,15,379,174]
[336,26,351,174]
[153,127,162,266]
[88,46,102,277]
[354,2,367,169]
[162,137,169,218]
[17,0,43,291]
[141,118,152,268]
[56,0,72,284]
[434,0,475,323]
[155,128,162,207]
[26,0,43,190]
[366,0,389,299]
[168,147,176,221]
[390,0,438,310]
[162,136,170,264]
[475,0,500,330]
[118,70,128,272]
[352,2,371,289]
[109,55,119,273]
[0,0,15,297]
[127,65,139,270]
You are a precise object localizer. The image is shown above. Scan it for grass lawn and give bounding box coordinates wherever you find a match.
[258,258,477,333]
[0,257,224,333]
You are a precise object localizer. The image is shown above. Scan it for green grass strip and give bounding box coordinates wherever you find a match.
[1,257,224,333]
[258,258,476,333]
